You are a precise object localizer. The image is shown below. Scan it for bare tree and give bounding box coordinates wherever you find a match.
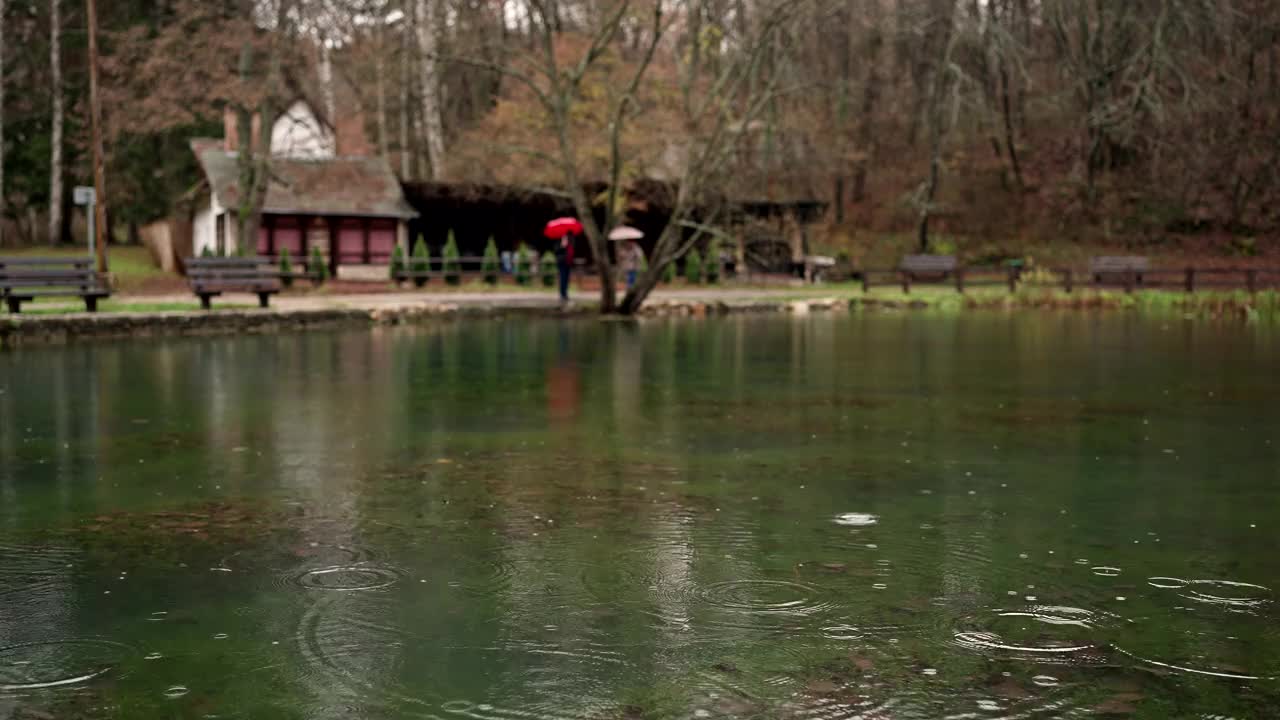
[621,0,809,313]
[415,0,446,178]
[852,0,884,203]
[914,0,956,252]
[374,8,389,158]
[400,2,413,177]
[49,0,63,245]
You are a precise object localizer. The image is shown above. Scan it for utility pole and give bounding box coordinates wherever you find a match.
[86,0,109,273]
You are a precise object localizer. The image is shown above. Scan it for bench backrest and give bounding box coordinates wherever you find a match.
[1089,256,1149,273]
[185,257,280,287]
[900,254,958,273]
[0,257,101,289]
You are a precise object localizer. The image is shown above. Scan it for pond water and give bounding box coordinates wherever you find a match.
[1,314,1278,719]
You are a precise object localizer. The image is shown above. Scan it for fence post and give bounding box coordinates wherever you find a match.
[1247,269,1258,294]
[1185,267,1195,294]
[1063,269,1073,294]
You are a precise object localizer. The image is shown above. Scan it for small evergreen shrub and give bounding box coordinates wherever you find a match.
[541,251,557,287]
[482,237,500,285]
[443,231,461,286]
[309,246,328,283]
[389,244,406,282]
[705,241,720,284]
[279,248,294,288]
[410,236,430,287]
[684,249,703,284]
[515,245,533,286]
[201,246,215,258]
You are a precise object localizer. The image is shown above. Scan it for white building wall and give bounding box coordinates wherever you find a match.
[192,193,241,256]
[193,203,215,257]
[271,101,336,159]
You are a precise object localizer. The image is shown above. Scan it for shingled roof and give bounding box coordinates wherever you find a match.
[191,139,417,219]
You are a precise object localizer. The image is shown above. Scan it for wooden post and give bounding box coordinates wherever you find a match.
[362,218,371,264]
[1007,266,1018,293]
[1185,267,1195,294]
[1246,269,1258,294]
[1063,269,1073,293]
[298,216,308,257]
[901,272,911,294]
[86,0,109,274]
[326,217,338,276]
[861,271,870,293]
[954,267,965,294]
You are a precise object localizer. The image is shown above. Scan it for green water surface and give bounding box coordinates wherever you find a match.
[1,314,1278,719]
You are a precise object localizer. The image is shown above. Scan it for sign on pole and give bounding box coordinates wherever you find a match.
[74,186,96,260]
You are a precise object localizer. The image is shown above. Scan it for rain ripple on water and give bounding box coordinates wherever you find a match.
[0,639,132,693]
[951,605,1112,663]
[1147,574,1273,608]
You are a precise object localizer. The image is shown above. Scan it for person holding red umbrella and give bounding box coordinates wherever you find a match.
[544,218,582,304]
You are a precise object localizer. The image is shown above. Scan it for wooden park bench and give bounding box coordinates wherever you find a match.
[185,256,281,310]
[0,257,110,313]
[1089,256,1150,292]
[899,254,962,293]
[804,255,837,283]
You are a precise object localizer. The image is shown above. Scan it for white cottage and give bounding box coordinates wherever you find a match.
[190,100,415,275]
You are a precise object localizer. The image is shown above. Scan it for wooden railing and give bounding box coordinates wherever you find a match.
[861,265,1280,294]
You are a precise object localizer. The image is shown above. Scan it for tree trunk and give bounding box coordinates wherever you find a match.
[399,16,412,178]
[375,26,389,159]
[49,0,64,246]
[86,0,107,272]
[995,0,1024,190]
[415,0,446,180]
[852,20,882,202]
[318,39,335,125]
[0,0,6,246]
[998,59,1024,189]
[916,0,957,253]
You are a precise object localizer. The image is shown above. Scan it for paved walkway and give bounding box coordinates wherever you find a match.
[134,287,834,311]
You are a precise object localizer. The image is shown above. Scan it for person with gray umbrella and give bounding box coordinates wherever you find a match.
[610,226,646,290]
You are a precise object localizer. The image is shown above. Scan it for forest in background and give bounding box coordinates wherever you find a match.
[1,0,1278,268]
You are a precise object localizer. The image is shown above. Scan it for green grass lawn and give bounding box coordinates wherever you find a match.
[6,301,253,316]
[2,245,164,276]
[1,245,177,294]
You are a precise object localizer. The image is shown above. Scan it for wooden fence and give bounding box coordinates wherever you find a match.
[860,266,1280,294]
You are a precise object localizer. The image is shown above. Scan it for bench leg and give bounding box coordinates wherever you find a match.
[85,297,99,313]
[200,294,212,311]
[5,297,20,314]
[862,273,870,293]
[258,292,271,308]
[901,272,911,294]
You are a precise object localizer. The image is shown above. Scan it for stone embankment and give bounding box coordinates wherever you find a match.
[0,298,859,348]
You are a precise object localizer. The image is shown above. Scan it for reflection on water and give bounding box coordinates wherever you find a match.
[0,314,1279,718]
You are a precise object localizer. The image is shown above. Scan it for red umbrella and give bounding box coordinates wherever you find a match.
[544,217,584,239]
